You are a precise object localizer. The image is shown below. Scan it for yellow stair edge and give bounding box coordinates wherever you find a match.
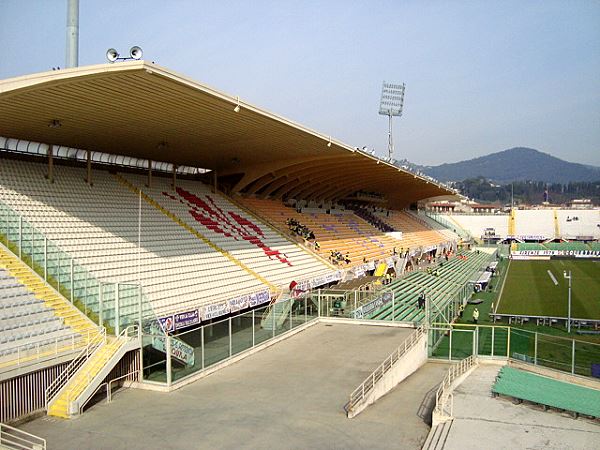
[114,173,277,291]
[0,246,101,340]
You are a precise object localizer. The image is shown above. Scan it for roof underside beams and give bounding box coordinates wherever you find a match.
[0,62,454,209]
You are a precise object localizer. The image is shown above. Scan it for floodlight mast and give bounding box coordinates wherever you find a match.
[379,82,405,161]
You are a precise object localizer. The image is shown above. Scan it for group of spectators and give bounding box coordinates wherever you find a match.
[353,207,395,233]
[330,250,351,265]
[287,218,315,240]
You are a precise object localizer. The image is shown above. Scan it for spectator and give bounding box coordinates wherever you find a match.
[473,308,479,324]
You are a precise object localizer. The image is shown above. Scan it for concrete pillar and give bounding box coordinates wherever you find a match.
[147,159,152,188]
[47,145,54,183]
[172,165,177,189]
[213,170,218,193]
[86,150,92,185]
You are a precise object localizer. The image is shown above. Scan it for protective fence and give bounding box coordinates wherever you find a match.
[429,323,600,378]
[0,200,153,334]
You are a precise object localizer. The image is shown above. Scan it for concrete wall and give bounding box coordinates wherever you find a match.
[348,333,428,418]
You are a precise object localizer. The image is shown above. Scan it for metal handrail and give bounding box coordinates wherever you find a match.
[0,421,46,450]
[44,327,106,408]
[107,368,140,403]
[64,325,138,408]
[0,332,86,373]
[345,325,425,414]
[433,355,477,420]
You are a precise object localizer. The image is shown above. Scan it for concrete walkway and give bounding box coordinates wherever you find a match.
[443,364,600,450]
[20,323,447,450]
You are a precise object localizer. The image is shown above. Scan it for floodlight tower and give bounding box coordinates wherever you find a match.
[379,81,405,161]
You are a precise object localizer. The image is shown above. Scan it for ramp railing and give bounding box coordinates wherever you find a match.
[0,422,46,450]
[345,325,425,416]
[433,355,477,423]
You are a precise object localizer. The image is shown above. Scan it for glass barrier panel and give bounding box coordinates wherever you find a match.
[253,305,271,346]
[477,326,493,357]
[536,333,573,373]
[450,329,474,360]
[573,340,600,378]
[429,327,450,359]
[171,327,203,382]
[508,328,534,362]
[203,319,230,367]
[31,229,46,272]
[274,299,292,337]
[492,327,509,358]
[100,283,116,331]
[142,334,167,383]
[230,311,254,355]
[291,297,308,328]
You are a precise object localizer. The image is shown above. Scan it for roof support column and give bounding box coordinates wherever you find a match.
[46,144,54,183]
[172,165,177,190]
[147,159,152,188]
[86,150,92,185]
[212,170,218,193]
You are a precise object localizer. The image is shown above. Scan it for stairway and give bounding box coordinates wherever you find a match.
[0,245,98,338]
[47,330,138,418]
[261,299,293,331]
[422,419,453,450]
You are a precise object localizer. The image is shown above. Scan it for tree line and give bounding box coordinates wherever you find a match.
[452,178,600,205]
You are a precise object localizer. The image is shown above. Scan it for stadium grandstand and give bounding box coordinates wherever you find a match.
[1,31,599,450]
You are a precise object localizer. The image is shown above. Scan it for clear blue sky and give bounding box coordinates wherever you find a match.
[1,0,599,166]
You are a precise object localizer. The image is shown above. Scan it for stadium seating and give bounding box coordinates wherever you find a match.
[492,366,600,417]
[237,197,404,266]
[0,159,269,318]
[120,173,334,287]
[441,210,600,242]
[514,210,555,238]
[544,242,590,251]
[368,250,493,322]
[0,257,91,366]
[238,198,450,267]
[441,214,509,241]
[374,210,448,249]
[556,210,600,240]
[515,243,546,251]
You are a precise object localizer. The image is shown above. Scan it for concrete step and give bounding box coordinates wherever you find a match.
[422,419,452,450]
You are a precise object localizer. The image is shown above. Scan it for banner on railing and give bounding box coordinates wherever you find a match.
[228,288,271,312]
[511,250,600,259]
[151,335,195,366]
[353,291,393,319]
[158,308,200,333]
[202,303,230,321]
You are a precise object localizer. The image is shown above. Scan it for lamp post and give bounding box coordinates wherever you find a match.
[563,270,572,333]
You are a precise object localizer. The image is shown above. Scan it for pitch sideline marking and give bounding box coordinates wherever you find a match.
[547,270,559,286]
[494,258,511,314]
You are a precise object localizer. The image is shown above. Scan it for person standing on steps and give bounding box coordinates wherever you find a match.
[473,307,479,324]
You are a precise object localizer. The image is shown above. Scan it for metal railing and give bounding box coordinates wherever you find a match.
[0,422,46,450]
[0,332,90,374]
[44,328,106,409]
[345,325,425,414]
[63,325,138,410]
[433,355,477,422]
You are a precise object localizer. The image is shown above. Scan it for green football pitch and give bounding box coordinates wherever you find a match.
[496,259,600,319]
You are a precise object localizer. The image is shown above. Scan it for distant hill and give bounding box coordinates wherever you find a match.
[420,147,600,184]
